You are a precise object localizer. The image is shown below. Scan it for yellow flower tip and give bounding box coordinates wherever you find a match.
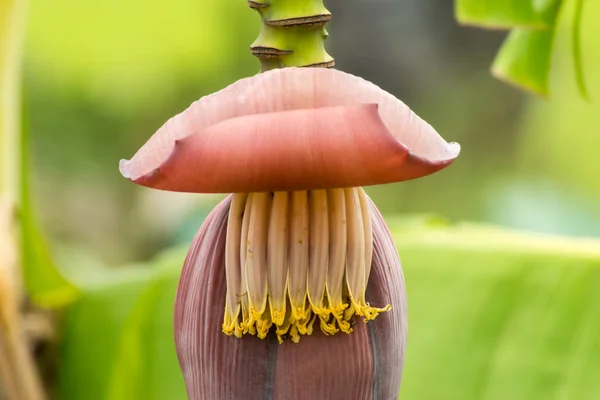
[310,304,331,318]
[242,318,257,336]
[290,325,301,344]
[256,318,272,339]
[257,330,268,339]
[295,317,311,335]
[271,308,286,326]
[222,317,244,338]
[251,307,273,339]
[275,326,289,344]
[291,305,310,323]
[249,308,263,325]
[276,334,284,344]
[324,302,353,333]
[234,324,244,338]
[223,188,388,343]
[333,312,353,334]
[222,323,235,336]
[222,303,239,335]
[318,316,339,335]
[339,320,353,334]
[306,314,317,335]
[329,303,348,321]
[357,303,392,322]
[223,306,246,337]
[343,303,356,321]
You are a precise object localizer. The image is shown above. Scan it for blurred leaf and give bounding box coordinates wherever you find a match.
[517,0,599,203]
[19,213,79,307]
[106,273,186,400]
[25,0,257,114]
[58,267,158,400]
[1,2,52,397]
[58,221,600,400]
[19,93,79,307]
[395,223,600,400]
[491,28,556,96]
[393,222,600,261]
[384,213,450,232]
[19,122,79,307]
[1,0,22,308]
[455,0,561,29]
[572,0,588,99]
[1,0,22,199]
[1,0,78,307]
[452,0,594,98]
[57,249,186,400]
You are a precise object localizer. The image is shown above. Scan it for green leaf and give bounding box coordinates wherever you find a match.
[25,0,257,114]
[18,214,79,307]
[1,0,23,200]
[106,273,186,400]
[58,267,155,400]
[18,99,79,307]
[455,0,561,29]
[393,222,600,399]
[572,0,588,99]
[491,28,556,96]
[57,221,600,400]
[517,0,600,205]
[2,0,78,308]
[57,252,186,400]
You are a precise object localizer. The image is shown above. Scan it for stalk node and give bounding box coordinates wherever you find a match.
[265,15,331,28]
[250,0,334,70]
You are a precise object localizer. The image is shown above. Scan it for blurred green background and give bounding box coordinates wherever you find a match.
[26,0,600,266]
[13,0,600,398]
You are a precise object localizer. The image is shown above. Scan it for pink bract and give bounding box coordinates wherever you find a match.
[120,68,460,193]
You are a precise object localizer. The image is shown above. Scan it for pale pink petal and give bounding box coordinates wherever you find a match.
[129,104,453,193]
[120,68,459,193]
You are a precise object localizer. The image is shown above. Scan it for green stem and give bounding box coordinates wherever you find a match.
[1,1,47,398]
[249,0,334,70]
[572,0,588,100]
[1,0,25,201]
[2,0,78,309]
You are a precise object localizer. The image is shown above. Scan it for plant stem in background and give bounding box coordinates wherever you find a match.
[0,0,47,399]
[250,0,334,71]
[1,0,24,200]
[0,201,45,400]
[572,0,588,99]
[2,0,78,309]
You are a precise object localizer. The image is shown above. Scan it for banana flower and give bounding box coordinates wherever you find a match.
[120,67,459,399]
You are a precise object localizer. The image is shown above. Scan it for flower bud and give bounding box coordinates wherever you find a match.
[174,194,407,399]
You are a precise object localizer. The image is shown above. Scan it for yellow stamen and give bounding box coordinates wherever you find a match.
[239,194,253,334]
[348,188,391,321]
[222,193,247,337]
[267,192,289,326]
[275,307,293,344]
[245,192,270,327]
[307,190,331,323]
[288,192,310,325]
[222,188,391,343]
[326,189,351,333]
[344,188,365,321]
